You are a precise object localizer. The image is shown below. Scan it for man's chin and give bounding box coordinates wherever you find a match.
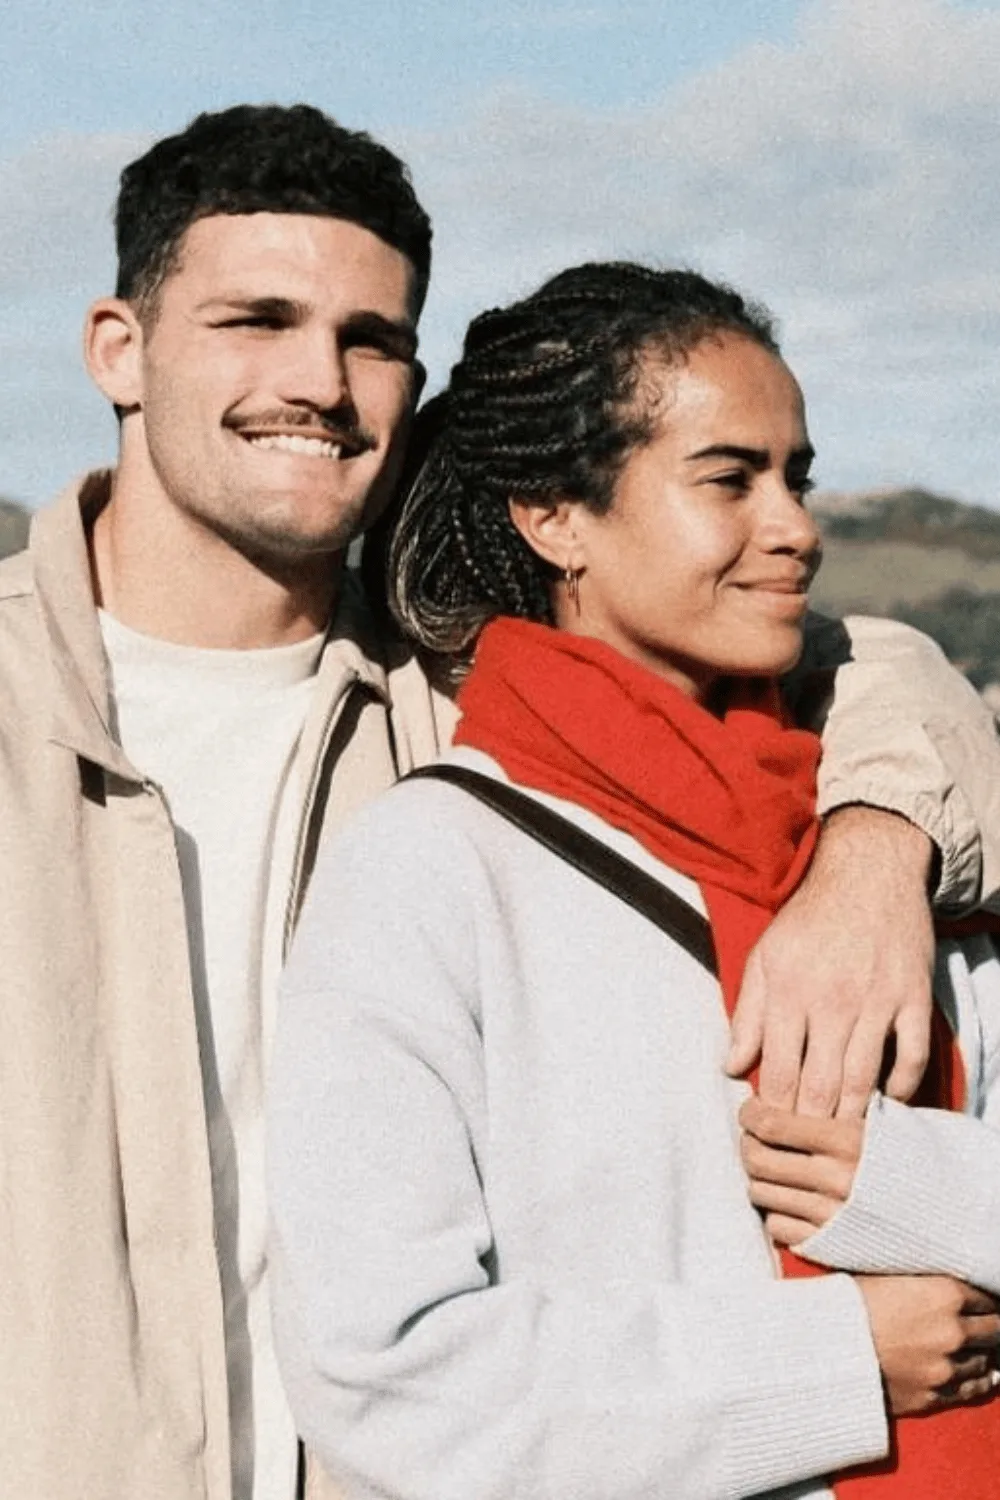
[207,508,361,572]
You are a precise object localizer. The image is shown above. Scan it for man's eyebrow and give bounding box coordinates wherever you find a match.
[685,442,816,468]
[196,294,304,318]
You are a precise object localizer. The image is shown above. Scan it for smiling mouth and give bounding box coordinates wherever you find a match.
[241,432,356,460]
[732,581,811,616]
[745,585,807,596]
[735,576,811,595]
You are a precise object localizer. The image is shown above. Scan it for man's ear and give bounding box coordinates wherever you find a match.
[508,496,582,572]
[84,298,144,413]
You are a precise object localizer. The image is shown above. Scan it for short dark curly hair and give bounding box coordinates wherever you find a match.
[384,261,778,654]
[115,103,432,317]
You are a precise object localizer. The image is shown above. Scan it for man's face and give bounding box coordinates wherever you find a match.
[125,212,421,562]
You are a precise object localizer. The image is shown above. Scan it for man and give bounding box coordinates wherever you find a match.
[0,102,997,1500]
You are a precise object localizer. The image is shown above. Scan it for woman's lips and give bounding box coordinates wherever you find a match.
[732,579,810,613]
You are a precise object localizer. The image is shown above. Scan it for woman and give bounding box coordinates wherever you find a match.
[269,264,1000,1499]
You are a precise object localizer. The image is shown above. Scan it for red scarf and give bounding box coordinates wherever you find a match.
[455,616,996,1498]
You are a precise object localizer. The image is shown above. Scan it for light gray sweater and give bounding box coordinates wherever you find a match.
[268,749,999,1500]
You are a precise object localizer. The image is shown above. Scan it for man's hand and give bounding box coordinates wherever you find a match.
[727,806,935,1119]
[739,1096,861,1246]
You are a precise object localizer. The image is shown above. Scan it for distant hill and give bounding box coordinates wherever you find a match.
[0,498,30,559]
[810,487,1000,692]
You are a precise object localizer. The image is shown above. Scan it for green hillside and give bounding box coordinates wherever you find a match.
[0,498,30,559]
[816,487,1000,557]
[810,488,1000,690]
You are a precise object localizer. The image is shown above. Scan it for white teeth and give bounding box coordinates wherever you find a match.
[245,433,342,459]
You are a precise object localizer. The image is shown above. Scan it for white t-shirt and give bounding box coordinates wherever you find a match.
[101,610,322,1500]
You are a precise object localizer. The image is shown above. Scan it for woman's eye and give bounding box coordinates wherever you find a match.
[711,471,750,492]
[792,476,816,499]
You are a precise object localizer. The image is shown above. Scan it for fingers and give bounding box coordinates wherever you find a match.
[948,1351,992,1384]
[835,1013,892,1120]
[732,806,936,1117]
[959,1284,1000,1318]
[949,1368,1000,1405]
[937,1308,1000,1407]
[794,1017,854,1119]
[959,1311,1000,1349]
[762,1211,816,1248]
[747,1178,833,1232]
[726,960,765,1078]
[883,1002,932,1102]
[741,1134,854,1200]
[739,1100,861,1235]
[757,1008,807,1112]
[938,1364,1000,1407]
[740,1097,862,1159]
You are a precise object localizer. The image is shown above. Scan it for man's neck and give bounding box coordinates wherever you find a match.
[89,473,343,650]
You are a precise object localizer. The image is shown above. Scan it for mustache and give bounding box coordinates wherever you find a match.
[226,407,377,453]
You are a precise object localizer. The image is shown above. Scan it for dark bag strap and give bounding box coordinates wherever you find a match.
[406,763,718,976]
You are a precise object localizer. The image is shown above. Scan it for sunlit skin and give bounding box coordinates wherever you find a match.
[739,1095,863,1245]
[513,332,822,705]
[738,1096,1000,1400]
[85,213,422,646]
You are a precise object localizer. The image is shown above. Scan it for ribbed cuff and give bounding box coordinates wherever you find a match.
[709,1275,888,1496]
[800,1094,1000,1294]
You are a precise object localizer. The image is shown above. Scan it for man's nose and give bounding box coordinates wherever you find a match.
[275,328,350,412]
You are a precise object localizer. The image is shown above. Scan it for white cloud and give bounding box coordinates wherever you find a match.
[4,0,1000,503]
[403,0,1000,502]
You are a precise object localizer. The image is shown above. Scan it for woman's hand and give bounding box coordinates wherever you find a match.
[739,1096,862,1246]
[857,1275,1000,1414]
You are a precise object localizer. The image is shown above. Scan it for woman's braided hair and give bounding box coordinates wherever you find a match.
[385,261,779,655]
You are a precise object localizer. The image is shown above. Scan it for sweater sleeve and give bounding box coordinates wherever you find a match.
[268,795,888,1500]
[796,613,1000,911]
[797,1093,1000,1293]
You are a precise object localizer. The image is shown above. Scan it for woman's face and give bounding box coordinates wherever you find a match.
[551,332,821,701]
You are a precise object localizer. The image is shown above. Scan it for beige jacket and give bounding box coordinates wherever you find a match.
[0,476,452,1500]
[1,474,998,1500]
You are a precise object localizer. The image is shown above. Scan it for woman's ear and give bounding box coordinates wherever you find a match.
[508,497,582,572]
[84,298,145,412]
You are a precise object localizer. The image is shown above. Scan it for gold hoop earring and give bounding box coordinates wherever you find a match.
[564,564,582,615]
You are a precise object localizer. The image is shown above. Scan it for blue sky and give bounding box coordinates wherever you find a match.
[2,1,806,141]
[4,0,1000,506]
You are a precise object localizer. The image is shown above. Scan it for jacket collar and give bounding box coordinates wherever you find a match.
[31,472,140,778]
[30,471,392,776]
[319,566,390,706]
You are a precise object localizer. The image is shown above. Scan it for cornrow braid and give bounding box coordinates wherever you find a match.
[385,261,779,657]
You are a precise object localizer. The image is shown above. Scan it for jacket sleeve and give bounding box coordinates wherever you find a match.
[269,797,888,1500]
[794,613,1000,911]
